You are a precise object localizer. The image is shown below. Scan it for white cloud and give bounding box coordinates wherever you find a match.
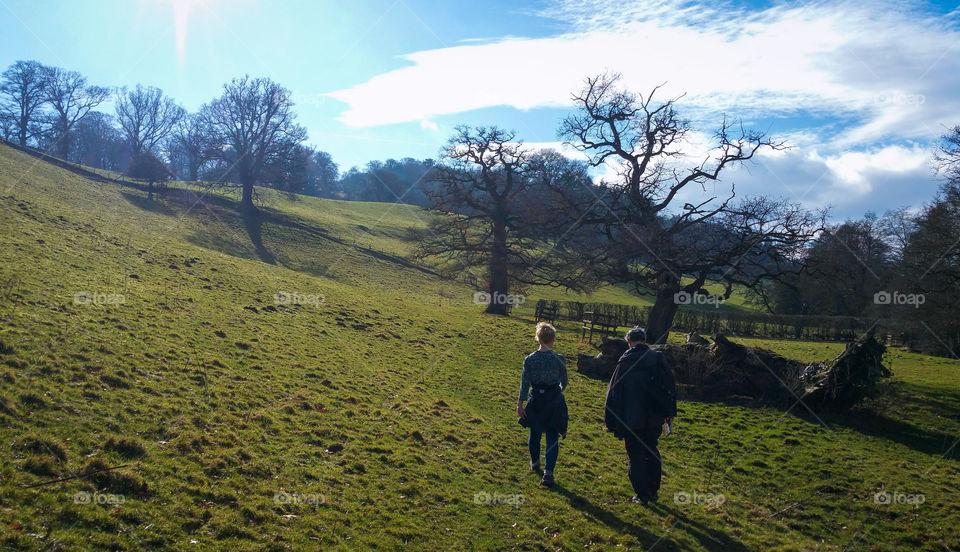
[824,145,928,189]
[721,143,938,218]
[522,141,580,157]
[521,136,938,218]
[324,0,957,217]
[419,119,439,132]
[328,0,960,150]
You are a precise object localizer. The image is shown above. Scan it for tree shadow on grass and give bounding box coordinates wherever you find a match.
[241,211,276,265]
[824,410,959,460]
[254,208,439,276]
[553,484,750,551]
[120,191,175,217]
[168,190,440,277]
[121,182,441,283]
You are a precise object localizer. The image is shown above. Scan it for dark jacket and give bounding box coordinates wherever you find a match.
[604,343,677,439]
[519,385,568,438]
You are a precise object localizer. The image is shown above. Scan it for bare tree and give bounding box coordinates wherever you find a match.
[198,76,306,213]
[71,111,129,171]
[265,143,313,195]
[166,113,209,181]
[418,126,593,315]
[557,74,824,342]
[42,66,109,158]
[307,150,339,197]
[115,85,185,156]
[935,125,960,185]
[0,112,15,142]
[0,60,49,146]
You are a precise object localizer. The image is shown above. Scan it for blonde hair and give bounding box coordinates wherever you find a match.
[535,322,556,345]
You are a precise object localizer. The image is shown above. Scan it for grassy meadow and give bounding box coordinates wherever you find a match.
[1,142,958,550]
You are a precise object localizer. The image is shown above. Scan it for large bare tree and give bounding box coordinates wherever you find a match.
[0,60,48,146]
[115,84,185,156]
[42,67,109,159]
[198,76,306,213]
[557,74,824,342]
[418,126,593,315]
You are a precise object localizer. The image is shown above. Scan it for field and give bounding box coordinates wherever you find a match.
[1,141,958,551]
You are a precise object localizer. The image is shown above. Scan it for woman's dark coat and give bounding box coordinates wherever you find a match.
[519,385,568,437]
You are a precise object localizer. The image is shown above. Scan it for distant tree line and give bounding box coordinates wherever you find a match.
[0,59,438,208]
[758,132,960,357]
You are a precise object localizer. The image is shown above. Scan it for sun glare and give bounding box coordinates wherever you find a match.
[153,0,217,63]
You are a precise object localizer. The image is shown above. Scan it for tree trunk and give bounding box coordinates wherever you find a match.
[240,181,256,214]
[646,282,682,344]
[55,127,73,160]
[485,220,510,315]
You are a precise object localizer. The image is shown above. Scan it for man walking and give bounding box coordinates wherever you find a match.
[604,327,677,505]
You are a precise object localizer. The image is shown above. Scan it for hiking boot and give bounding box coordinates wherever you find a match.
[529,464,541,474]
[540,472,555,487]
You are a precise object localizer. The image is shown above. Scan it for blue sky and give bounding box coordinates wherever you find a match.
[2,0,959,218]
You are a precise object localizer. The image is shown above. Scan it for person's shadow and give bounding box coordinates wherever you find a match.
[554,485,751,551]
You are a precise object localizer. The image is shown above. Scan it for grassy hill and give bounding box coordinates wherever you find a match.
[0,142,958,551]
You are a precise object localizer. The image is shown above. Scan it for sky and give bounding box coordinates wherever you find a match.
[2,0,959,219]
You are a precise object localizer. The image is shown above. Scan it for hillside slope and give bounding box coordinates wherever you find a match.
[1,143,958,551]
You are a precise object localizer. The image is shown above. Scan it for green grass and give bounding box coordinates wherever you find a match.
[521,271,757,313]
[0,142,958,550]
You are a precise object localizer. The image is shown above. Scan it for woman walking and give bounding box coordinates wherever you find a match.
[517,322,568,487]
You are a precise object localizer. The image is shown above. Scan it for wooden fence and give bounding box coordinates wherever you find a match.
[532,299,916,344]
